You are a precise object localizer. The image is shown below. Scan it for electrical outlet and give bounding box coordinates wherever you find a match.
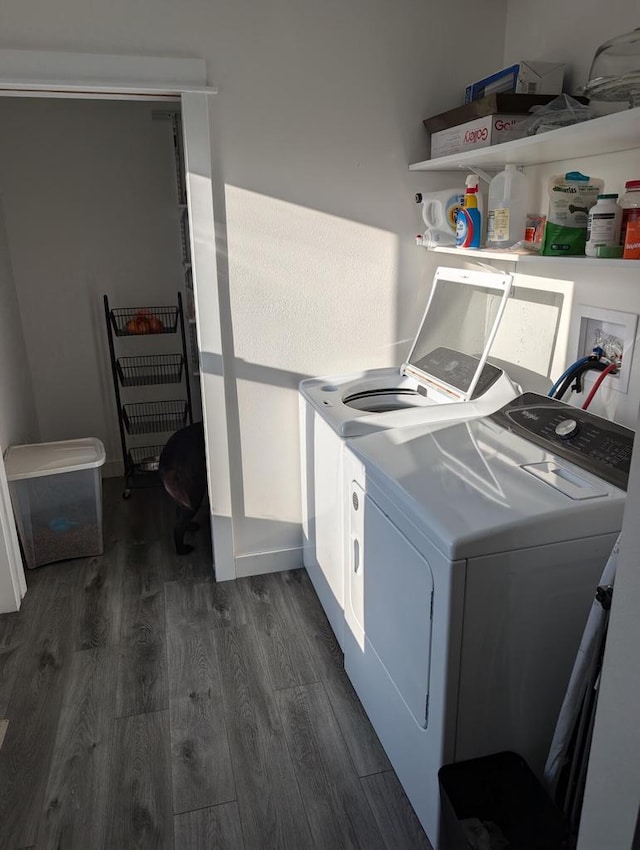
[573,305,638,395]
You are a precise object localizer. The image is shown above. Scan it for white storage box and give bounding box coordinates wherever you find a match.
[430,113,526,158]
[4,438,106,569]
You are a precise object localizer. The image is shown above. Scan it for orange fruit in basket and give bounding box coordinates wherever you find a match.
[147,315,164,333]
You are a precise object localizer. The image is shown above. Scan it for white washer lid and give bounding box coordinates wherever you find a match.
[4,438,106,480]
[401,266,513,402]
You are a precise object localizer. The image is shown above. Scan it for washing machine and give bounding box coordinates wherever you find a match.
[299,266,525,648]
[343,392,633,849]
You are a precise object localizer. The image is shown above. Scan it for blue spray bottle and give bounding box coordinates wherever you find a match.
[455,174,482,249]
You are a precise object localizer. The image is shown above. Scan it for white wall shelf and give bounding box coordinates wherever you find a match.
[427,245,635,267]
[410,106,640,172]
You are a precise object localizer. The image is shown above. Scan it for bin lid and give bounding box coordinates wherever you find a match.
[4,437,106,480]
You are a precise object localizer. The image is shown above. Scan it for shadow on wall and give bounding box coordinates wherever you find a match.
[199,349,311,538]
[200,352,309,392]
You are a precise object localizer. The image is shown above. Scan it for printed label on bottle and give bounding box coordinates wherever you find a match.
[586,212,620,250]
[455,208,480,249]
[488,208,510,242]
[623,219,640,259]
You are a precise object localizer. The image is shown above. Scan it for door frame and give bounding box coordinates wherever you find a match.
[0,49,235,603]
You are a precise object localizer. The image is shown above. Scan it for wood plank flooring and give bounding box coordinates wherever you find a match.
[0,478,431,849]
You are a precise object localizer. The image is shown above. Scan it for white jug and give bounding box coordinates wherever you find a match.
[416,189,464,247]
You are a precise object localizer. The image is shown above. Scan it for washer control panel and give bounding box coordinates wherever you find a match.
[406,347,502,398]
[555,418,580,440]
[489,392,635,490]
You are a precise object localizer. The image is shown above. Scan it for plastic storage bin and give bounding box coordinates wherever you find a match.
[438,751,569,850]
[4,438,106,569]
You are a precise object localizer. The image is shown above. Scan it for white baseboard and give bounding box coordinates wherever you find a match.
[234,546,304,579]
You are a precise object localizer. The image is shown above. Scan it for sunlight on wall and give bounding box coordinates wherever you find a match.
[225,185,400,375]
[224,186,400,533]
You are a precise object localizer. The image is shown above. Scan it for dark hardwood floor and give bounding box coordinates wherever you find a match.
[0,478,431,849]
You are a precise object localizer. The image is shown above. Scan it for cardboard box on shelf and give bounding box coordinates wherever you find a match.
[430,113,526,159]
[465,61,565,103]
[423,94,577,135]
[422,94,590,160]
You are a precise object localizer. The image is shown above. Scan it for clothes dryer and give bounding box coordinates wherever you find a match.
[299,267,522,648]
[343,393,633,849]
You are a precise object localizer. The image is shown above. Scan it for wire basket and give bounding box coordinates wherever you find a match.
[110,306,178,336]
[127,445,165,474]
[117,354,184,387]
[122,400,188,435]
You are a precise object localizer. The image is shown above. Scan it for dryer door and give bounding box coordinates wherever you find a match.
[347,480,435,728]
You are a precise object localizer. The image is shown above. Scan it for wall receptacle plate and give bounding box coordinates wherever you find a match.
[570,305,638,395]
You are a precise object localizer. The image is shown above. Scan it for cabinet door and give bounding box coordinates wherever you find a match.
[346,481,434,728]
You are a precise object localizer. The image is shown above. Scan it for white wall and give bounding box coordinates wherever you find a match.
[0,196,38,449]
[504,1,639,94]
[0,0,507,566]
[0,98,185,475]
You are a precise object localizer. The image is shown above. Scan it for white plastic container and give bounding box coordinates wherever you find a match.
[417,188,464,247]
[4,438,106,569]
[585,194,622,257]
[486,164,529,248]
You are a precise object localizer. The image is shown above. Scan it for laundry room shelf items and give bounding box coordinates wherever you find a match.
[104,292,193,497]
[410,105,640,172]
[411,106,640,266]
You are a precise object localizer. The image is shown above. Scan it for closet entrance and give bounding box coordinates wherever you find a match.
[0,53,234,612]
[0,95,208,591]
[0,96,202,443]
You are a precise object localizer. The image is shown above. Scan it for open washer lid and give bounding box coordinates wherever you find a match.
[401,266,513,402]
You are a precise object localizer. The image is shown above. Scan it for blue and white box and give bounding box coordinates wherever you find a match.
[465,61,564,104]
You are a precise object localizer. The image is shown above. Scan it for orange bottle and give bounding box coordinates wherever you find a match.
[620,180,640,259]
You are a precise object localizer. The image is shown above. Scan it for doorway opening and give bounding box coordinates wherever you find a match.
[0,53,234,612]
[0,95,214,598]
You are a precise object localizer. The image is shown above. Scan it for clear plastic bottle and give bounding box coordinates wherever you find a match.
[486,164,528,249]
[585,194,622,257]
[619,179,640,248]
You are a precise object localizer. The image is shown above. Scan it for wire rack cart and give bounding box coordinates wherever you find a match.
[103,292,194,497]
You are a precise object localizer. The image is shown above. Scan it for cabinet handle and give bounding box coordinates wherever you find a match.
[353,536,360,575]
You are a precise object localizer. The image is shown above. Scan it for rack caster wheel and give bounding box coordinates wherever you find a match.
[122,489,132,500]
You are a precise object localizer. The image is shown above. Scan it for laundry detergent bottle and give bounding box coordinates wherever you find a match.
[456,175,482,249]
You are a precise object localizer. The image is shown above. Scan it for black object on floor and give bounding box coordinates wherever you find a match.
[158,421,207,554]
[438,751,570,850]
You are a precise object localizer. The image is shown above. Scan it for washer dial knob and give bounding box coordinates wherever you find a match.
[555,418,579,440]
